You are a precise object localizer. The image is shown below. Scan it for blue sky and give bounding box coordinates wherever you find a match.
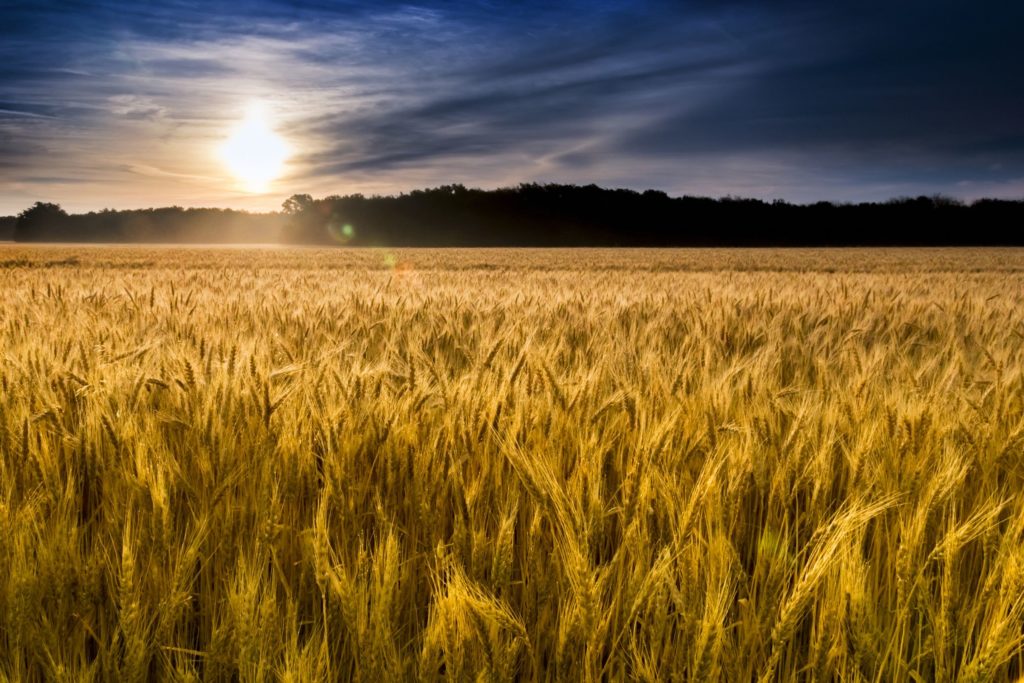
[2,0,1023,213]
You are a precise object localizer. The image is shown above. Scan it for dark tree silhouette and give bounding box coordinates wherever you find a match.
[11,185,1024,246]
[0,215,16,241]
[282,194,314,215]
[13,205,286,243]
[14,202,68,241]
[276,185,1023,247]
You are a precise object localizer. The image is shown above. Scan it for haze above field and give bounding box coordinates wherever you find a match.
[2,1,1023,215]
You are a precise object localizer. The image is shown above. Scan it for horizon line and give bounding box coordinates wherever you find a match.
[6,182,1023,218]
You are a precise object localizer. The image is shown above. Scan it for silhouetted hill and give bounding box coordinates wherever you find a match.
[12,184,1024,246]
[0,216,14,240]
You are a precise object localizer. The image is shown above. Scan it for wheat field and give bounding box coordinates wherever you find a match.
[1,246,1023,682]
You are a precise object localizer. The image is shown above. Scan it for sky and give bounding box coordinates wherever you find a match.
[2,0,1023,214]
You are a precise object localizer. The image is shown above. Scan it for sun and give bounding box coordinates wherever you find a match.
[220,104,289,192]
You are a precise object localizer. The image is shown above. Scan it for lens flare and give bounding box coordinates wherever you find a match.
[328,219,355,243]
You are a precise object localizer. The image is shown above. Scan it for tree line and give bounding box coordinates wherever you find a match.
[9,204,285,244]
[8,183,1024,245]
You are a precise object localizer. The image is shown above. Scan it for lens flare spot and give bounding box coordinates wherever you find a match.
[328,220,355,243]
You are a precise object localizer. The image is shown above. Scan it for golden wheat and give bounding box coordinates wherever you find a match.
[0,245,1022,681]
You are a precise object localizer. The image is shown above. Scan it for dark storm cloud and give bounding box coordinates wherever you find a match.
[2,0,1023,211]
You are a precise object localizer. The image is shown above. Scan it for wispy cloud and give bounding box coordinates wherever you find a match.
[1,0,1023,213]
[0,108,57,120]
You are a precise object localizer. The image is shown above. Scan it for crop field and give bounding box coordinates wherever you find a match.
[1,245,1023,682]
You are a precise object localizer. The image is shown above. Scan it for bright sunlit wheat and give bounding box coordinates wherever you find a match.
[220,104,289,192]
[2,247,1024,680]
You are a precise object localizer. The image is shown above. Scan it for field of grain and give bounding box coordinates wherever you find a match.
[1,246,1023,681]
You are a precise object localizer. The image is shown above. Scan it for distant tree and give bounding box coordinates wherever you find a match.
[14,202,68,241]
[930,194,964,208]
[282,194,314,215]
[281,194,323,242]
[17,201,66,221]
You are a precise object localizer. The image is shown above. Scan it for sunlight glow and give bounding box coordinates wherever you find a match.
[220,104,289,192]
